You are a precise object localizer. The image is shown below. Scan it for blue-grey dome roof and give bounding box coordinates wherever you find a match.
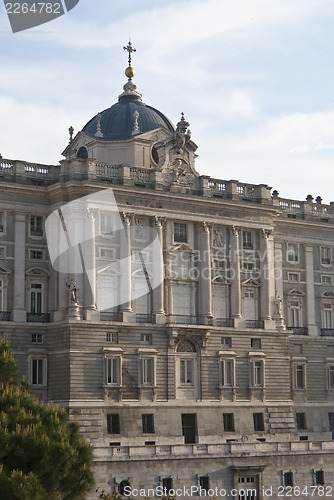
[81,81,175,141]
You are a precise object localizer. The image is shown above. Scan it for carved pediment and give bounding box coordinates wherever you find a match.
[241,278,260,287]
[0,265,10,274]
[97,265,121,277]
[163,157,196,187]
[169,243,193,254]
[321,291,334,298]
[286,288,305,296]
[25,267,50,277]
[212,275,231,285]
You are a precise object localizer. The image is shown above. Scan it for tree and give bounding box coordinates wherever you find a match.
[0,338,94,499]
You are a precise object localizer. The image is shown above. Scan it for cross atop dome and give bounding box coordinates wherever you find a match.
[123,40,136,80]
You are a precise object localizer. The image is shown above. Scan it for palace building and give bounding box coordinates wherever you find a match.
[1,44,334,498]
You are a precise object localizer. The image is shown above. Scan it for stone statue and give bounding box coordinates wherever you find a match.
[275,294,283,317]
[173,113,191,154]
[66,278,79,305]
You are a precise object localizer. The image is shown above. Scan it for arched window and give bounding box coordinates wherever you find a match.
[177,340,196,353]
[77,146,88,159]
[119,480,131,496]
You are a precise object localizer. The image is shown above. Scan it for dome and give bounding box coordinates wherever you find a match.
[81,80,175,141]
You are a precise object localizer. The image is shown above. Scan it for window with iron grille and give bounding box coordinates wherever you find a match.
[315,470,324,486]
[107,413,120,434]
[199,476,210,492]
[174,223,187,243]
[162,477,173,494]
[30,216,43,237]
[284,471,293,487]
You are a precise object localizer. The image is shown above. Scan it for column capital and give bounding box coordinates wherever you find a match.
[154,216,166,227]
[122,212,134,225]
[86,208,99,220]
[261,228,273,239]
[232,225,241,236]
[202,221,213,233]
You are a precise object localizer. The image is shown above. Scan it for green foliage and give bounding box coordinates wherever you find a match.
[0,338,17,385]
[0,338,94,499]
[96,489,124,500]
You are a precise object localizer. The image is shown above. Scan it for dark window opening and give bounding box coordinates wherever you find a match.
[315,470,324,486]
[142,414,155,433]
[182,413,197,444]
[107,413,120,434]
[253,412,264,432]
[77,146,88,159]
[162,477,173,494]
[199,476,210,492]
[119,480,131,496]
[174,223,187,243]
[284,472,293,487]
[296,412,306,430]
[223,413,235,432]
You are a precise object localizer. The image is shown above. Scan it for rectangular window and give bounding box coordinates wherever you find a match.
[243,262,254,272]
[253,360,263,386]
[180,359,193,385]
[295,364,305,389]
[296,412,306,430]
[106,357,120,385]
[321,247,331,265]
[284,472,293,487]
[30,216,43,237]
[315,470,325,486]
[243,231,253,250]
[30,284,42,315]
[99,248,115,259]
[107,413,120,434]
[31,358,45,386]
[287,244,298,262]
[142,414,155,433]
[0,213,3,233]
[100,214,113,235]
[199,476,210,493]
[223,413,235,432]
[321,275,332,285]
[221,359,234,387]
[253,412,264,431]
[251,338,261,349]
[221,337,232,347]
[106,332,118,343]
[141,334,152,344]
[323,304,333,329]
[162,478,173,494]
[329,366,334,389]
[289,301,301,327]
[288,272,300,282]
[0,247,5,258]
[141,358,154,385]
[173,223,187,243]
[30,249,44,260]
[32,334,43,344]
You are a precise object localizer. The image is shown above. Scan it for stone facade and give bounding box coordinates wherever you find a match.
[1,71,334,499]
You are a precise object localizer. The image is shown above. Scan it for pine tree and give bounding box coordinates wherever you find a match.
[0,338,94,499]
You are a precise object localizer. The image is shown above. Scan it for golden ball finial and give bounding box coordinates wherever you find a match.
[125,66,135,79]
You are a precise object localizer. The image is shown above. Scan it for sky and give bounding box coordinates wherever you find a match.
[1,0,334,204]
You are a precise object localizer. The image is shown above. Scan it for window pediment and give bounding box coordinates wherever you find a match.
[286,288,305,296]
[169,243,193,254]
[25,267,50,277]
[97,265,121,276]
[241,278,260,287]
[0,265,10,275]
[212,276,231,285]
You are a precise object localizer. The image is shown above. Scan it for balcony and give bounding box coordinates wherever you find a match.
[27,313,50,323]
[166,315,197,325]
[100,311,121,322]
[0,311,11,321]
[136,314,153,324]
[287,326,308,335]
[213,318,234,327]
[245,320,264,329]
[321,328,334,336]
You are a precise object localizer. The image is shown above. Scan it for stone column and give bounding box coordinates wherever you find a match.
[305,245,317,336]
[230,226,242,321]
[84,208,98,320]
[260,229,275,326]
[153,217,166,324]
[199,222,213,323]
[13,213,26,322]
[120,213,134,321]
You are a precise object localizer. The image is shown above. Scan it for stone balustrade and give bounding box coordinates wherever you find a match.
[1,158,333,219]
